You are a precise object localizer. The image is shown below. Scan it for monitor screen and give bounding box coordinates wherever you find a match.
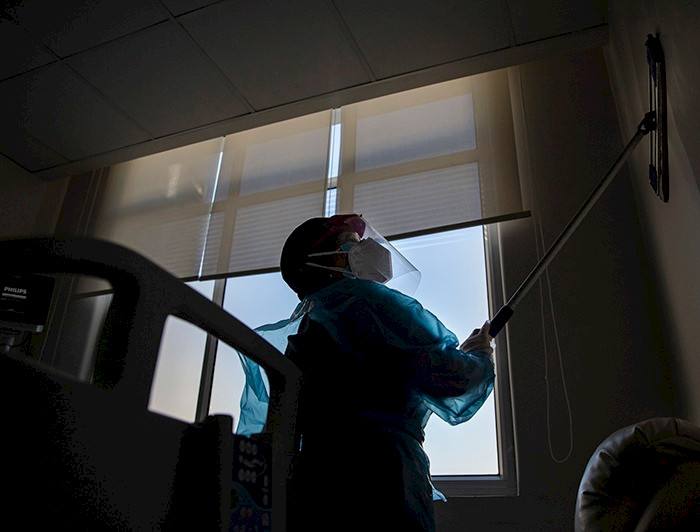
[1,274,55,333]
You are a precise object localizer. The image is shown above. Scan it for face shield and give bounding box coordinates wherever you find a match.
[306,214,421,295]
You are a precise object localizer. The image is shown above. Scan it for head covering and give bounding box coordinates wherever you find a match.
[281,217,344,299]
[281,214,422,298]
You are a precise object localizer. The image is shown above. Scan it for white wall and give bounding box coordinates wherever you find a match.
[0,155,68,238]
[606,0,700,423]
[436,46,677,530]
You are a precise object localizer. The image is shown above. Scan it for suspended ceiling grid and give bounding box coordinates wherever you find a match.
[0,0,608,180]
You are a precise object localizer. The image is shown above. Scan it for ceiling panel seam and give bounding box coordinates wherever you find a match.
[0,23,56,82]
[157,2,256,114]
[1,138,65,174]
[0,52,155,166]
[520,23,609,47]
[10,15,170,62]
[2,13,159,142]
[60,61,157,140]
[328,0,377,82]
[500,0,518,48]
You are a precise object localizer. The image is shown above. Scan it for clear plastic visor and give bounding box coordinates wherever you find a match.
[306,216,421,295]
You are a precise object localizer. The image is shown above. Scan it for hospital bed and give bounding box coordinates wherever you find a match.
[0,237,302,531]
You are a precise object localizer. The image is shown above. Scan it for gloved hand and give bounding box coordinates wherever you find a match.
[460,321,494,356]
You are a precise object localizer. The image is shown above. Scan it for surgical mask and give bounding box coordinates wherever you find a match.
[346,237,393,283]
[303,214,421,295]
[307,237,393,284]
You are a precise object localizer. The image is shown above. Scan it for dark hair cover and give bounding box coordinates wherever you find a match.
[280,217,341,299]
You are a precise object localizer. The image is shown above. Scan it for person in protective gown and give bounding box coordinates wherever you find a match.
[236,214,495,532]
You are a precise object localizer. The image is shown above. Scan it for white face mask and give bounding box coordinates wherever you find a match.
[306,237,394,284]
[346,237,393,283]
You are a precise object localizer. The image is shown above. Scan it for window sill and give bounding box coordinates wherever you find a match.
[432,474,517,497]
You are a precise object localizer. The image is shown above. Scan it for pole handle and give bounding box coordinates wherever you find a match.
[488,305,514,338]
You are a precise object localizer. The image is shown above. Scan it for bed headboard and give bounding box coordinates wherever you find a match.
[0,236,302,531]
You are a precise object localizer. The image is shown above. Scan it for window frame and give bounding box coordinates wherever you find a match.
[430,222,518,497]
[68,68,523,497]
[197,221,518,497]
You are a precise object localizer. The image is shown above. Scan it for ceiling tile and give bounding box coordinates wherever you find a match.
[0,20,56,80]
[68,21,250,138]
[0,123,69,172]
[10,0,168,57]
[507,0,608,44]
[0,63,151,160]
[180,0,371,110]
[334,0,513,79]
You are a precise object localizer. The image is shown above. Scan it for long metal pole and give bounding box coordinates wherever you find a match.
[489,112,656,337]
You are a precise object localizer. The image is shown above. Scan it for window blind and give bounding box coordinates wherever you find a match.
[89,137,223,279]
[336,69,522,239]
[86,69,524,280]
[199,110,331,278]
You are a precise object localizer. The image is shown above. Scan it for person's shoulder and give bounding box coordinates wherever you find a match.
[311,278,411,307]
[344,278,411,299]
[349,280,424,317]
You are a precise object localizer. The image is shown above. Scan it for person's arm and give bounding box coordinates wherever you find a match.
[308,279,496,424]
[370,287,495,424]
[408,323,494,399]
[356,283,494,396]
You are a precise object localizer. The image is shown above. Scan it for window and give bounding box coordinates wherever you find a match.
[392,228,497,476]
[209,272,299,426]
[198,223,515,495]
[83,68,523,496]
[148,225,513,491]
[148,280,216,422]
[208,225,502,471]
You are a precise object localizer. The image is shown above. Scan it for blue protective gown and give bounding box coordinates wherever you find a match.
[237,278,495,531]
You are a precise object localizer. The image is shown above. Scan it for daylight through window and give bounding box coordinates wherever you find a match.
[86,68,523,494]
